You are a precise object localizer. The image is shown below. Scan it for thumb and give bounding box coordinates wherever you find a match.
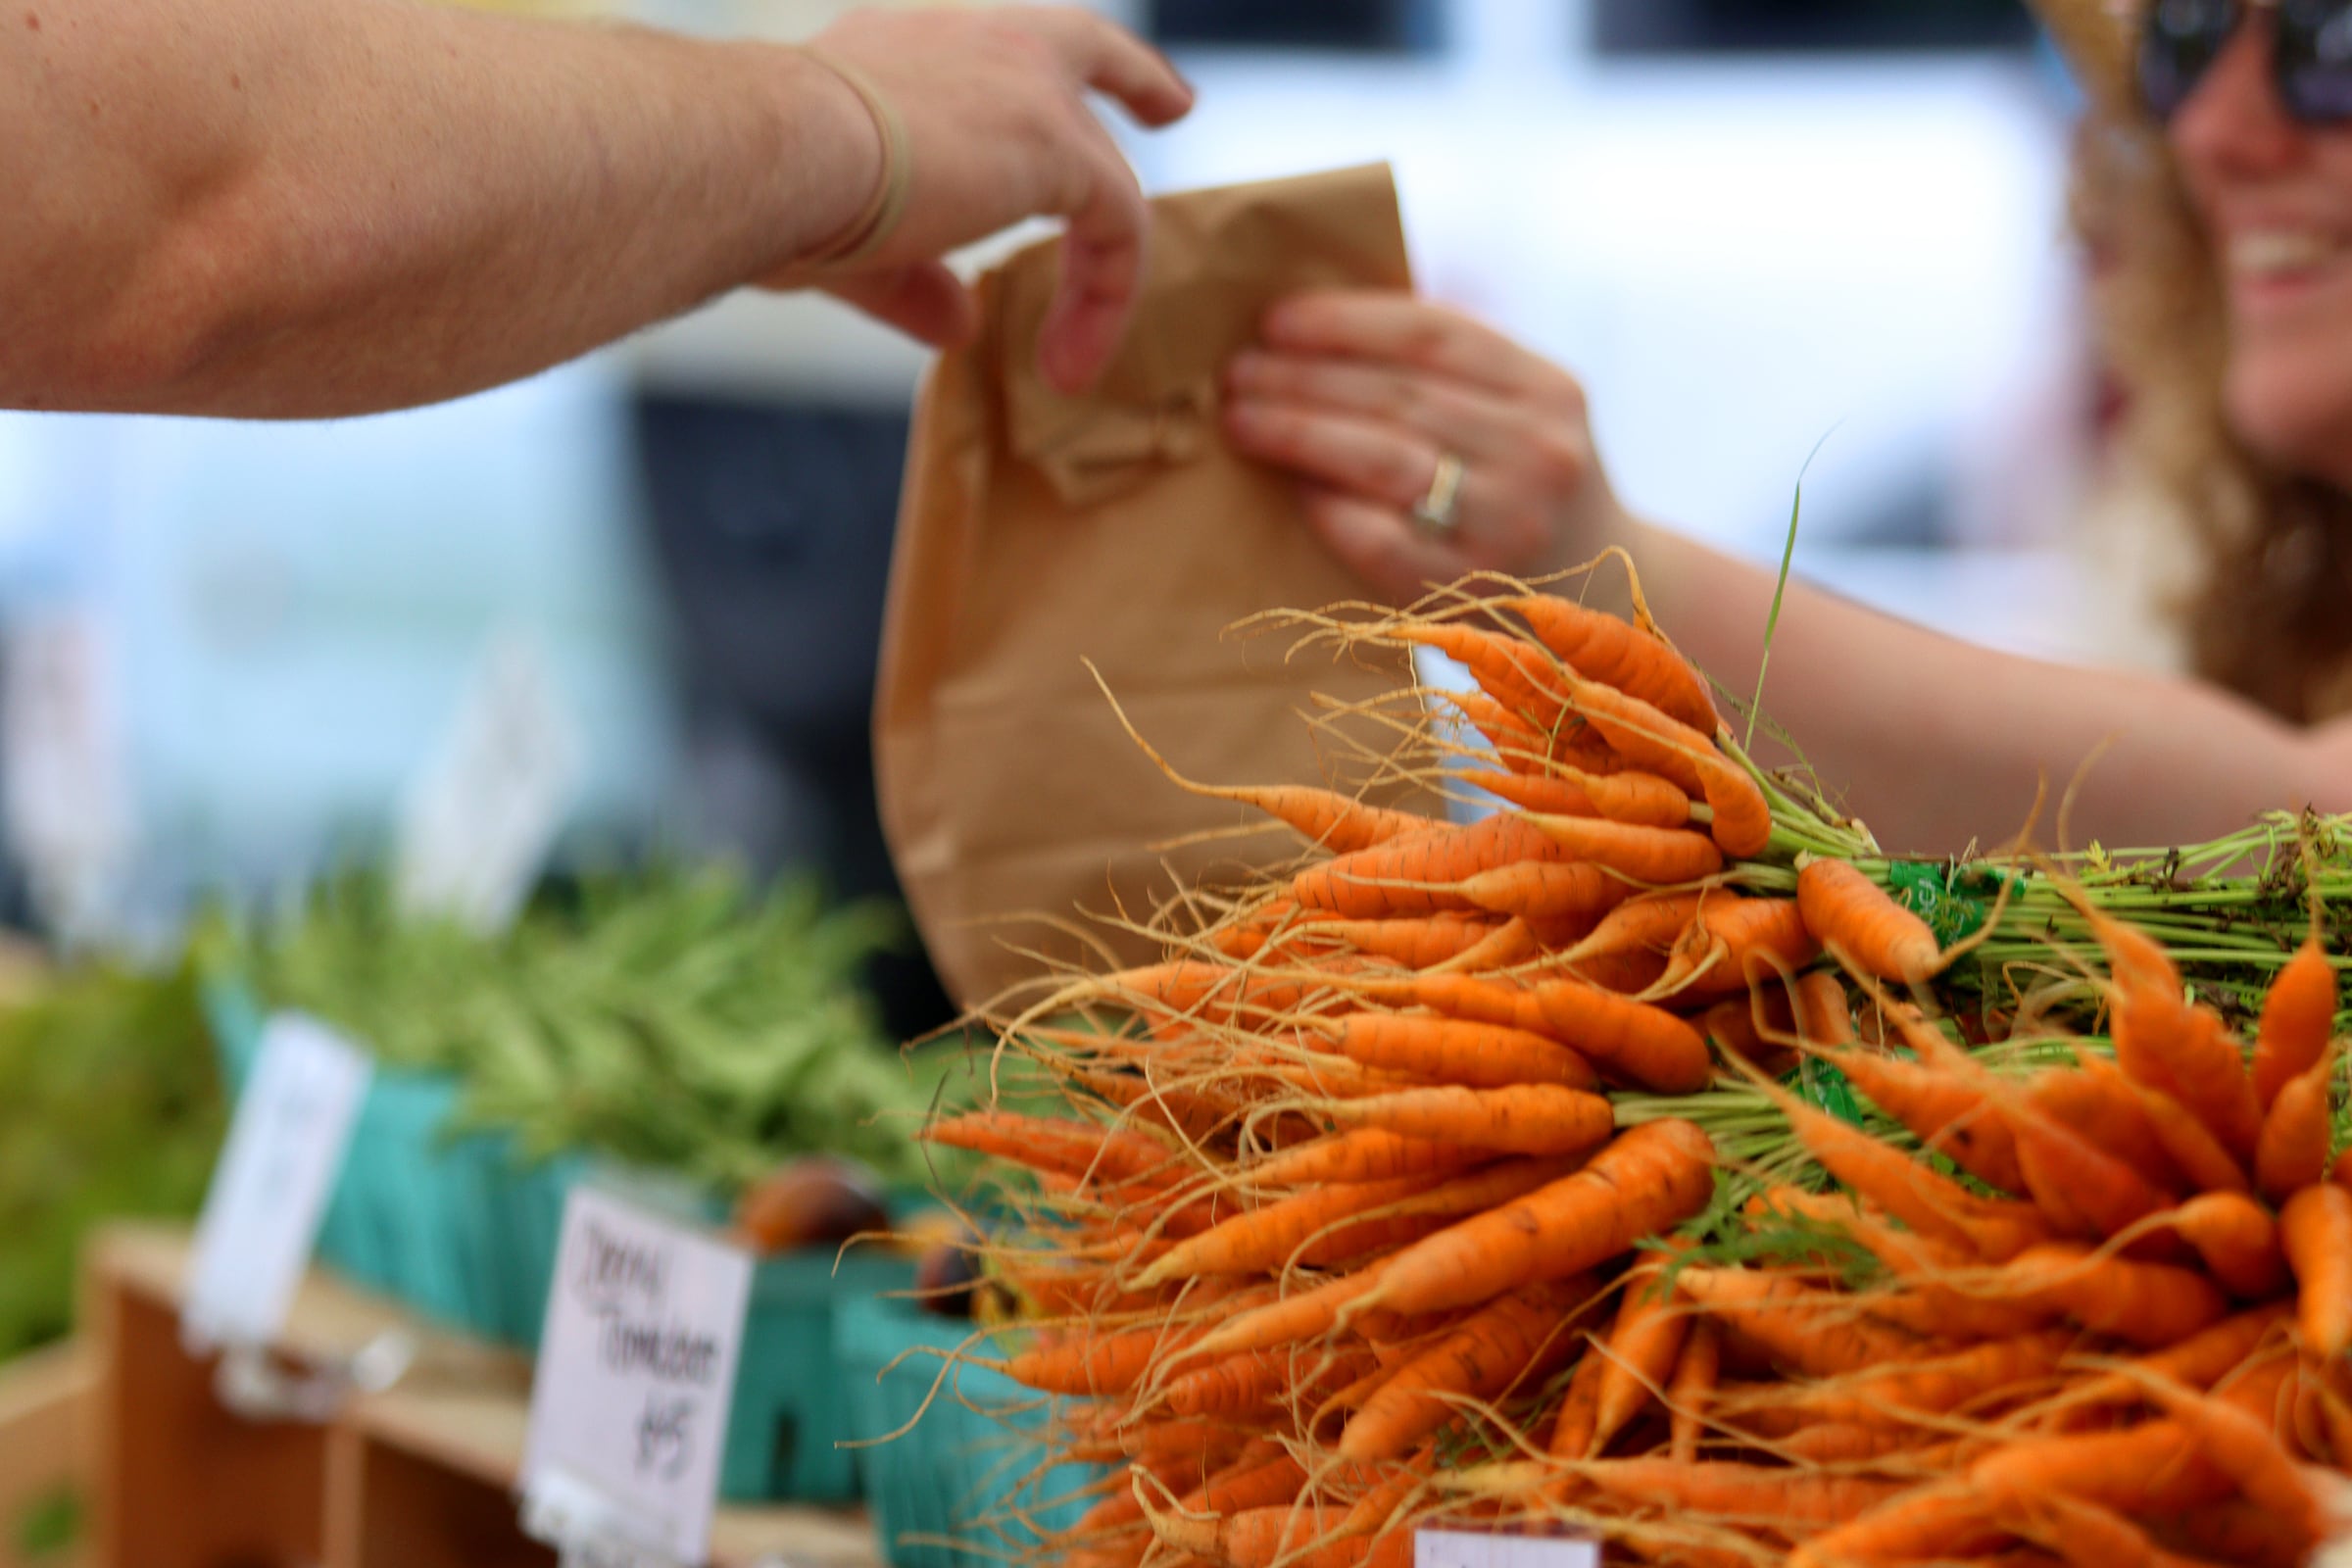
[821,263,979,350]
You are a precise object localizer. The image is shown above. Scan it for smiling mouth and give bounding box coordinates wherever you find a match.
[2228,229,2352,283]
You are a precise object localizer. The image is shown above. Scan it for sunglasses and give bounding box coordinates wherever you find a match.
[2140,0,2352,124]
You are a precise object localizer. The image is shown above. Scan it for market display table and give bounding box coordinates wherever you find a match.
[82,1223,883,1568]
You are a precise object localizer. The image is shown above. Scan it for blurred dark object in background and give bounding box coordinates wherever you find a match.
[1148,0,1443,52]
[1597,0,2035,53]
[634,395,956,1045]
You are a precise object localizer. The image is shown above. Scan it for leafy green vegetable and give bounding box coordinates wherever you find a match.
[206,865,954,1193]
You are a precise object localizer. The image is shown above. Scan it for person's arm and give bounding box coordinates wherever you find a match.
[1221,289,2352,857]
[1,1,1189,417]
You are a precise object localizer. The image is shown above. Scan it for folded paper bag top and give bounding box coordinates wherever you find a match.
[875,164,1416,1008]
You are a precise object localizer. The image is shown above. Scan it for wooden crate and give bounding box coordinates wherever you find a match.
[0,1340,91,1568]
[83,1224,883,1568]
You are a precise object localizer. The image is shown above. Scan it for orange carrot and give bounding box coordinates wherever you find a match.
[1180,1269,1389,1365]
[2117,1370,2327,1549]
[2126,1079,2253,1199]
[1575,1459,1905,1531]
[923,1110,1179,1190]
[1563,891,1708,967]
[1786,1482,2004,1568]
[1529,979,1715,1093]
[1977,1487,2197,1568]
[1753,1331,2072,1431]
[2058,1301,2293,1415]
[1653,897,1819,1002]
[1462,766,1691,831]
[1295,813,1575,919]
[1352,1120,1715,1318]
[1590,1252,1692,1456]
[1812,1044,2025,1197]
[1134,1175,1426,1286]
[1790,970,1857,1043]
[1523,813,1724,883]
[2004,1088,2177,1242]
[1340,1282,1582,1459]
[1160,1344,1375,1421]
[2158,1191,2290,1301]
[1244,1129,1487,1190]
[2255,1047,2335,1205]
[1322,1015,1599,1092]
[1399,623,1567,728]
[2254,934,2337,1111]
[1968,1419,2231,1519]
[1504,594,1720,734]
[2034,1058,2187,1196]
[2091,907,2263,1163]
[1994,1243,2231,1348]
[1001,1322,1201,1396]
[1666,1319,1719,1463]
[1551,674,1771,858]
[1281,914,1504,971]
[1432,916,1542,975]
[1796,858,1942,984]
[1307,1084,1615,1158]
[1178,1447,1309,1518]
[2281,1182,2352,1358]
[1672,1267,1930,1380]
[1759,1076,2050,1261]
[1441,691,1556,774]
[1544,1331,1610,1460]
[1455,860,1634,922]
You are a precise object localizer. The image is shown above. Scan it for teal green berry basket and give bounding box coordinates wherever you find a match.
[203,977,916,1504]
[836,1298,1102,1568]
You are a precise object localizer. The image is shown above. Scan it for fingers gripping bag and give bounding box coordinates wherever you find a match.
[875,165,1416,1007]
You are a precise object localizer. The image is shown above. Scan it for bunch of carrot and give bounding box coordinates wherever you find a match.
[885,570,2352,1568]
[1414,904,2352,1567]
[887,579,1992,1568]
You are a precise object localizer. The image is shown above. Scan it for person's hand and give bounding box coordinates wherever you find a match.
[1222,291,1628,602]
[778,6,1192,393]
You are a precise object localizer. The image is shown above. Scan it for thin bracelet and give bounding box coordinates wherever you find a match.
[796,46,914,270]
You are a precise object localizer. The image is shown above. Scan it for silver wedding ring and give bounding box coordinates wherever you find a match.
[1412,452,1466,536]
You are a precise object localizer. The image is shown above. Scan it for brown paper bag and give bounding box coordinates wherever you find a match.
[875,165,1415,1008]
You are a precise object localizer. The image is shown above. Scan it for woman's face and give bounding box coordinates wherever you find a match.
[2173,18,2352,481]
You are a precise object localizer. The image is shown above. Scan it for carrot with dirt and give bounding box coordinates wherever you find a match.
[1339,1281,1584,1460]
[1303,1084,1616,1159]
[2280,1182,2352,1358]
[2253,932,2337,1110]
[1348,1119,1715,1319]
[1316,1014,1599,1092]
[1795,858,1944,984]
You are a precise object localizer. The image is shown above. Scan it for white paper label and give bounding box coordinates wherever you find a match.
[395,631,579,934]
[520,1187,753,1568]
[1416,1530,1603,1568]
[183,1014,373,1351]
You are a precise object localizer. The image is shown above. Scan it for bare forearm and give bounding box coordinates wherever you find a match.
[5,0,869,416]
[1590,520,2352,856]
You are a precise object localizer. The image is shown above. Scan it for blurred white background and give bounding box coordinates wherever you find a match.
[0,0,2113,987]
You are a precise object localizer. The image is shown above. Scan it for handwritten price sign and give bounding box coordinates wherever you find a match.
[520,1187,752,1566]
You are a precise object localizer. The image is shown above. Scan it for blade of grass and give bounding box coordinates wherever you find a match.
[1744,425,1840,752]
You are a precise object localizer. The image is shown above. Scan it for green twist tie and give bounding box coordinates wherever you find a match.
[1885,861,2002,949]
[1784,1056,1865,1127]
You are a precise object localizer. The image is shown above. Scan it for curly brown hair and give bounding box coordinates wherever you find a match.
[2063,11,2352,721]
